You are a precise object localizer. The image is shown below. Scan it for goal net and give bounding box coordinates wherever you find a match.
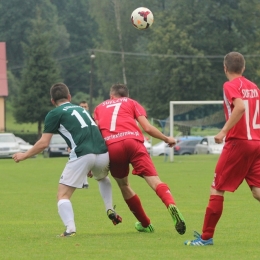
[166,101,225,162]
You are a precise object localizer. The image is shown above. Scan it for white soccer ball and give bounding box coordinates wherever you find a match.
[131,7,154,30]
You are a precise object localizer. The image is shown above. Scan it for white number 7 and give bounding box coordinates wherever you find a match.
[107,103,122,131]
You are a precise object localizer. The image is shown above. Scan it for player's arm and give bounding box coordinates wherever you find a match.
[13,133,53,163]
[215,98,245,143]
[137,115,176,147]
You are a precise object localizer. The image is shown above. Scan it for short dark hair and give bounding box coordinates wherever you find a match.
[79,101,88,104]
[110,83,129,97]
[50,83,70,102]
[79,101,89,110]
[224,52,245,74]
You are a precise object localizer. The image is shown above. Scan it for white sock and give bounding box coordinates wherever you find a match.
[98,176,113,211]
[58,199,76,233]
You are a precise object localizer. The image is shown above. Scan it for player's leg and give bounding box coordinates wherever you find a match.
[246,143,260,202]
[57,154,94,236]
[202,187,225,237]
[185,140,251,246]
[91,152,122,225]
[184,187,224,245]
[57,184,76,237]
[143,175,186,235]
[82,177,89,189]
[108,141,153,232]
[113,176,154,232]
[251,187,260,201]
[128,140,186,235]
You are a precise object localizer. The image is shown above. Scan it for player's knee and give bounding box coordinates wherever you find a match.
[251,187,260,201]
[252,192,260,201]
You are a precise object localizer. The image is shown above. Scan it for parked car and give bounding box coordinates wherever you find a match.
[150,141,172,156]
[176,136,203,143]
[15,136,33,152]
[174,138,203,155]
[0,133,21,158]
[43,134,69,158]
[194,136,224,154]
[144,139,151,154]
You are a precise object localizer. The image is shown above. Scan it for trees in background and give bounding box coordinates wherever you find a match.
[0,0,69,77]
[2,0,260,127]
[14,13,61,137]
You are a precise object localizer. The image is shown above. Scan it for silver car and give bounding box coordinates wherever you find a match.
[194,136,224,154]
[0,133,21,158]
[15,136,33,152]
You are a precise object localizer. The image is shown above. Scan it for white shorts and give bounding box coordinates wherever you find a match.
[59,152,109,188]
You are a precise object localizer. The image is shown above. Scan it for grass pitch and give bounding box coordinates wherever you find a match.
[1,155,260,260]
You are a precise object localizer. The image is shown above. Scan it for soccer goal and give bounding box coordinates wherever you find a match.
[168,101,224,162]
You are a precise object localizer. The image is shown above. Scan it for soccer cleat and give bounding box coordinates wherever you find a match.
[168,204,186,235]
[184,231,213,246]
[107,208,122,225]
[135,222,155,233]
[58,231,76,237]
[82,184,89,189]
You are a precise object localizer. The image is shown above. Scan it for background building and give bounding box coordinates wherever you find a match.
[0,42,8,132]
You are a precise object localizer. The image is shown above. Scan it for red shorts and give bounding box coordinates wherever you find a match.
[212,139,260,192]
[107,139,158,179]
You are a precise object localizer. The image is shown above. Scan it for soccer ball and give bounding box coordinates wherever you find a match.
[131,7,154,30]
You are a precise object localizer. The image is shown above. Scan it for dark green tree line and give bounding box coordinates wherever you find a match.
[2,0,260,125]
[14,12,61,137]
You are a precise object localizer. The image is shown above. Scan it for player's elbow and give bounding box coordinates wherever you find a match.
[37,139,50,150]
[238,104,246,114]
[142,125,152,134]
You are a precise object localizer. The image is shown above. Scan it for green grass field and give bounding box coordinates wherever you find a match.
[1,155,260,260]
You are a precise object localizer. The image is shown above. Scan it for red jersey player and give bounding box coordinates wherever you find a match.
[185,52,260,246]
[94,83,186,235]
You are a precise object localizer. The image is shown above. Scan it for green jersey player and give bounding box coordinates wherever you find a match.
[13,82,122,237]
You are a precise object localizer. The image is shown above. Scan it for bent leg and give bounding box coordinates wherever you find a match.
[144,175,186,234]
[251,186,260,201]
[97,176,113,211]
[114,176,151,228]
[144,175,176,207]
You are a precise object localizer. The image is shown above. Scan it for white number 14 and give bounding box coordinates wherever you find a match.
[244,99,260,139]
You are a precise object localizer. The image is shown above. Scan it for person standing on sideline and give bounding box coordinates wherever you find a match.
[185,52,260,246]
[79,101,89,111]
[79,100,90,189]
[12,83,122,237]
[94,83,186,234]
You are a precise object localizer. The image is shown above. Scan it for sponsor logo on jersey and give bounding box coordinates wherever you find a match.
[242,89,259,98]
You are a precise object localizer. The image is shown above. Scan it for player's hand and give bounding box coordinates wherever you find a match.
[87,171,93,178]
[214,131,226,144]
[165,137,177,147]
[12,153,27,163]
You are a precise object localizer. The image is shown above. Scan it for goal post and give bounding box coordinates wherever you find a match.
[169,100,224,162]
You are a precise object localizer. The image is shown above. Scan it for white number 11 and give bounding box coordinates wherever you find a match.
[71,109,96,128]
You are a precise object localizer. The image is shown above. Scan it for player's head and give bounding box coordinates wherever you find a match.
[224,52,245,75]
[79,101,89,110]
[110,83,129,98]
[50,83,71,105]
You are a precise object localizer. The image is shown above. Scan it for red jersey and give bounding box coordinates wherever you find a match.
[223,76,260,141]
[94,97,146,145]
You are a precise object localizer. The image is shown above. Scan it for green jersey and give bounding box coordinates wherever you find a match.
[43,102,107,160]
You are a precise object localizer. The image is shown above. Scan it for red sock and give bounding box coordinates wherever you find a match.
[155,183,175,207]
[125,194,150,227]
[201,195,224,240]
